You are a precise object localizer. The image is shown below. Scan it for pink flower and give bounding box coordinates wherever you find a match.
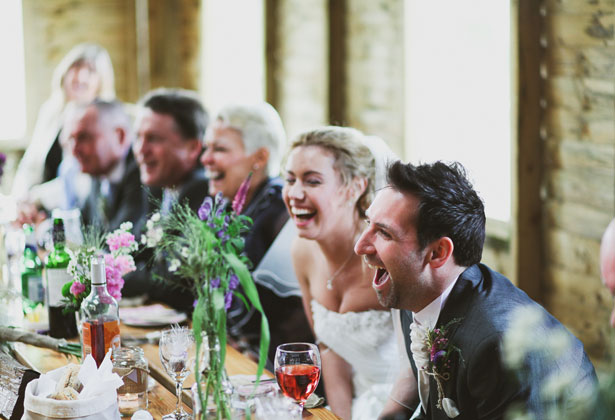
[102,253,136,301]
[70,280,86,297]
[114,254,136,276]
[232,172,252,215]
[106,231,135,252]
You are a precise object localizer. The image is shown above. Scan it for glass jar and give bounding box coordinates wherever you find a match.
[112,346,149,417]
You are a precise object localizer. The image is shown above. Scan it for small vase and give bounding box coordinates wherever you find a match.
[191,334,234,420]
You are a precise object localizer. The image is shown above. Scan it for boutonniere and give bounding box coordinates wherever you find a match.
[422,318,463,417]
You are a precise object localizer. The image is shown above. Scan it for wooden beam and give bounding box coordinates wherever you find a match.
[328,0,347,126]
[265,0,280,109]
[515,0,546,302]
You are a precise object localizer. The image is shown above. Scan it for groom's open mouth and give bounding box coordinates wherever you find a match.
[365,257,390,290]
[373,267,390,289]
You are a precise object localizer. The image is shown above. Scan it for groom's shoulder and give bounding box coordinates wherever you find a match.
[449,264,554,343]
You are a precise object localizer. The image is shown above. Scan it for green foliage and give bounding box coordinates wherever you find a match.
[146,192,270,420]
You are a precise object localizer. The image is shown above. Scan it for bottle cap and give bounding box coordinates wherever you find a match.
[91,254,106,285]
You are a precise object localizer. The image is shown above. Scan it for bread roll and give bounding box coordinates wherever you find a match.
[54,363,83,393]
[49,387,79,400]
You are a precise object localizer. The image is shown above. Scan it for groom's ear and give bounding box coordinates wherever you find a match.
[428,237,454,268]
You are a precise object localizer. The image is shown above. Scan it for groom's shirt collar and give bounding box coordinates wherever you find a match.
[412,276,459,330]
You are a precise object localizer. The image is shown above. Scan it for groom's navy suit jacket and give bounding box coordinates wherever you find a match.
[401,264,597,420]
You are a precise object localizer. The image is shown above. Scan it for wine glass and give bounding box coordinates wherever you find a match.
[274,342,321,410]
[159,327,195,420]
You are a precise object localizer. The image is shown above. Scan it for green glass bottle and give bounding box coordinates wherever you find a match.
[45,218,78,338]
[21,224,44,310]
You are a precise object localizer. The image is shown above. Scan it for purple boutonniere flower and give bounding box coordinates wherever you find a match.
[422,318,463,418]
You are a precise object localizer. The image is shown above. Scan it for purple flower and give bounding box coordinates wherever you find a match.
[210,277,221,288]
[229,274,239,290]
[214,192,224,207]
[215,201,227,218]
[198,196,213,221]
[0,152,5,178]
[224,291,233,310]
[232,172,252,215]
[431,349,446,365]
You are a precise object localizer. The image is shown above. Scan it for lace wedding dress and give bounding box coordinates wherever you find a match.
[311,300,398,420]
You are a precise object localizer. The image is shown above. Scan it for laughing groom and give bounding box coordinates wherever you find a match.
[354,160,597,420]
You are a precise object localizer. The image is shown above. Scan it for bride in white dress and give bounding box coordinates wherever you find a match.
[282,126,399,419]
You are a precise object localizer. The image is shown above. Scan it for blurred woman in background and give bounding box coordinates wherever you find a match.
[13,42,115,218]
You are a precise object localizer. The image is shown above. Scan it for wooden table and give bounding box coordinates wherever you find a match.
[11,324,340,420]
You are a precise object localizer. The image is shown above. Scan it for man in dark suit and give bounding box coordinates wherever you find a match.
[128,88,209,310]
[354,160,597,420]
[66,99,143,232]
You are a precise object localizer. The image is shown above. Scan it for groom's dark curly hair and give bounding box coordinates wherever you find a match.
[387,160,485,267]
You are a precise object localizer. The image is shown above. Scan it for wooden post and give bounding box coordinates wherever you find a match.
[514,0,545,302]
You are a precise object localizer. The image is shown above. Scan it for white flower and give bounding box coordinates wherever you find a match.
[541,369,577,399]
[151,212,161,222]
[169,258,181,272]
[181,247,190,258]
[546,328,572,358]
[410,321,430,370]
[144,226,164,248]
[503,305,546,368]
[120,221,133,231]
[442,398,460,418]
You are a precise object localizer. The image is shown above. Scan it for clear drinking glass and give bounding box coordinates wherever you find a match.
[274,342,321,410]
[159,327,195,420]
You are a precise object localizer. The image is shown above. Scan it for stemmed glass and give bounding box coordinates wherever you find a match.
[274,342,321,410]
[159,327,195,420]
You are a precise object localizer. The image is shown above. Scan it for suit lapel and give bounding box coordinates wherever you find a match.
[427,265,483,419]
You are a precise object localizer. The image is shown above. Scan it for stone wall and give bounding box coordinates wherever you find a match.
[266,0,329,141]
[345,0,405,156]
[541,0,615,360]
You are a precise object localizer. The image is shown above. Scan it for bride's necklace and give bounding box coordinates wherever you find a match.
[326,252,356,290]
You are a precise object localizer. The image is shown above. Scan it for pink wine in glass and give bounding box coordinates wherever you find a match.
[275,364,321,403]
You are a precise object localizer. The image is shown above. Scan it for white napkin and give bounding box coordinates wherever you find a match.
[79,350,124,398]
[32,350,123,399]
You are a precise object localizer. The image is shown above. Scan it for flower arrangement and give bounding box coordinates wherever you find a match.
[412,318,462,417]
[143,173,270,419]
[502,305,610,420]
[62,222,137,313]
